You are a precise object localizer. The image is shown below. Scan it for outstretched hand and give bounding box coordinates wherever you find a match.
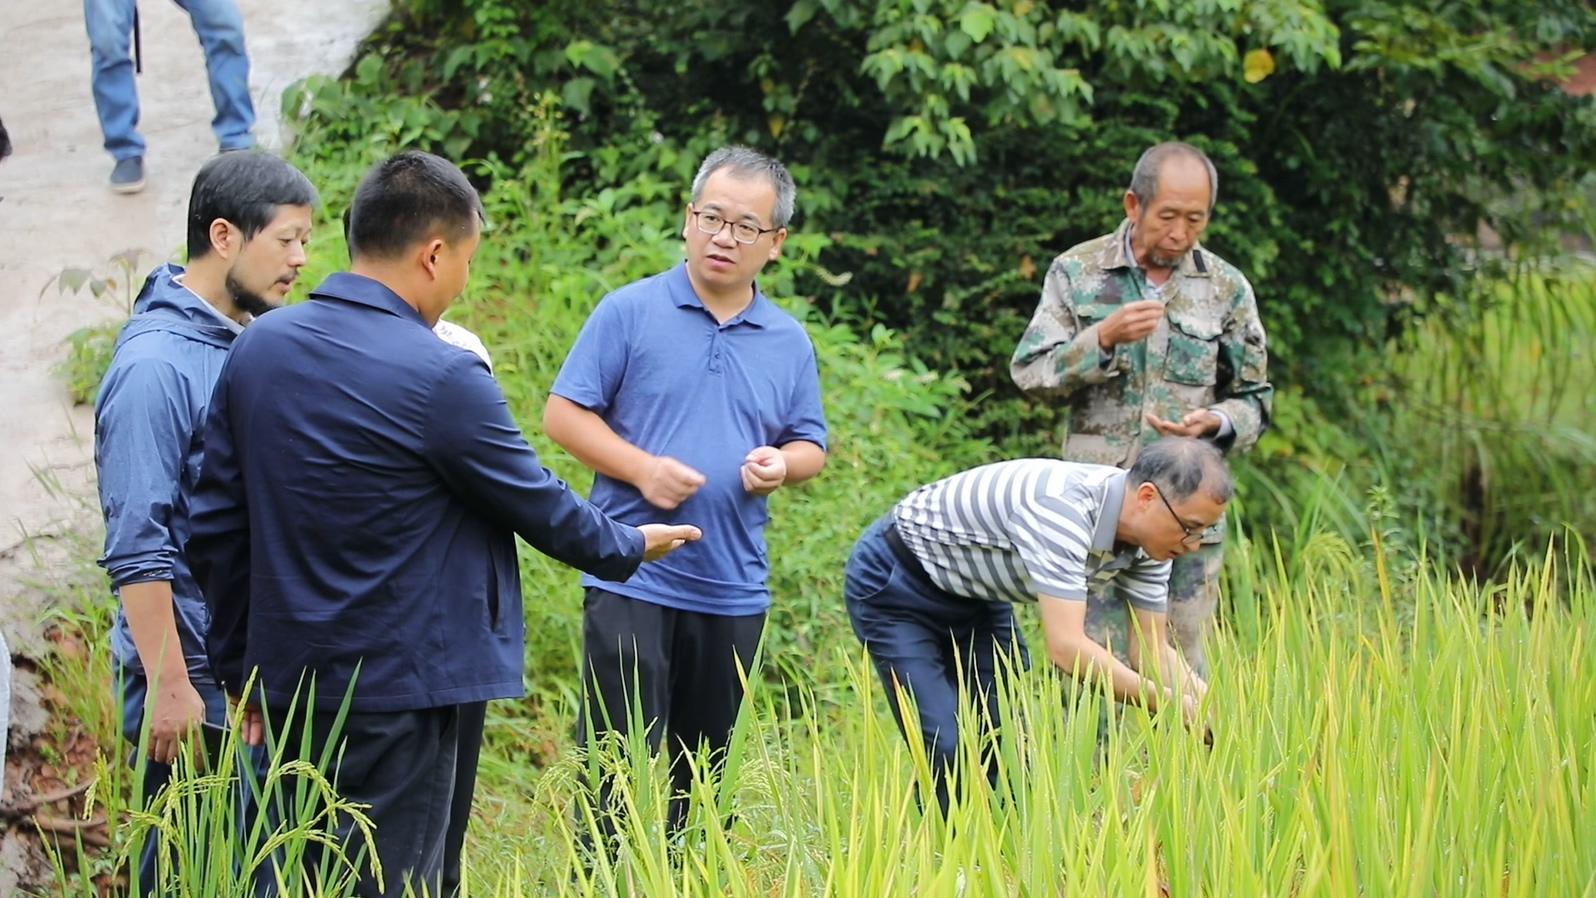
[1145,409,1220,438]
[639,523,703,561]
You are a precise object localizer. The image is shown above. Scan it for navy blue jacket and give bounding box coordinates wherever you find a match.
[187,273,645,712]
[96,264,239,680]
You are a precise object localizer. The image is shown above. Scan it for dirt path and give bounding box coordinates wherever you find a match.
[0,0,387,888]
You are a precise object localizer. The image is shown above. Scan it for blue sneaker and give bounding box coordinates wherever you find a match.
[110,157,145,194]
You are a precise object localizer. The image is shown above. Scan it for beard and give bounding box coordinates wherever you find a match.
[1145,248,1186,269]
[226,271,282,318]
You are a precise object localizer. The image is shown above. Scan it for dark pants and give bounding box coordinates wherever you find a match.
[577,588,764,833]
[843,515,1030,811]
[116,662,233,898]
[260,704,459,898]
[440,701,485,897]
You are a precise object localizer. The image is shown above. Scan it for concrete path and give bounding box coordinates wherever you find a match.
[0,0,387,887]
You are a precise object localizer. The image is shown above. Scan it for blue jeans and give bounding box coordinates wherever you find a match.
[843,515,1030,810]
[117,662,238,897]
[83,0,255,160]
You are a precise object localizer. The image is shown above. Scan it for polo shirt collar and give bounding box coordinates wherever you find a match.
[311,272,429,327]
[667,262,777,328]
[1092,470,1129,552]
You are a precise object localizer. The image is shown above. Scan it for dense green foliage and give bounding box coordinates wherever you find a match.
[291,0,1594,386]
[285,0,1596,573]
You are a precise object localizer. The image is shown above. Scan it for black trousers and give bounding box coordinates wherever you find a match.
[441,701,485,897]
[262,704,459,898]
[577,588,765,832]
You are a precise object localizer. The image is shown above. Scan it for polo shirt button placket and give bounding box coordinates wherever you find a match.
[708,327,723,374]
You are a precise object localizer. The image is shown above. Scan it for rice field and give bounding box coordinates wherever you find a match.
[57,531,1594,897]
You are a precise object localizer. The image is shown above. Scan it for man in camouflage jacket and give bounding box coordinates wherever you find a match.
[1010,142,1272,677]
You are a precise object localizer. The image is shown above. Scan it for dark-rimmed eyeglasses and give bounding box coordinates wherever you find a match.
[689,206,779,245]
[1151,482,1207,544]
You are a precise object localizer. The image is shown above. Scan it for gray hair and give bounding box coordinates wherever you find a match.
[1128,437,1233,503]
[1128,142,1219,212]
[690,146,797,229]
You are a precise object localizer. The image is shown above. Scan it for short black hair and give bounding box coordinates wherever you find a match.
[346,151,484,261]
[1128,437,1233,503]
[186,151,319,259]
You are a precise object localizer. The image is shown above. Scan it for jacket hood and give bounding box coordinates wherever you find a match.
[116,263,240,351]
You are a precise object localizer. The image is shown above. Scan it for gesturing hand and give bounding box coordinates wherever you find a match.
[740,446,787,496]
[639,456,706,509]
[1096,299,1165,350]
[639,523,704,561]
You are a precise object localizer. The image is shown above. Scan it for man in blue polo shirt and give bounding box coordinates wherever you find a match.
[545,145,828,833]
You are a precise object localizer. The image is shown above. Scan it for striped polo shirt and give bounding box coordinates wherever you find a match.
[892,459,1170,609]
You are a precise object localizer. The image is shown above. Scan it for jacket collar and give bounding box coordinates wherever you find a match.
[310,272,429,327]
[118,263,239,351]
[1101,218,1210,279]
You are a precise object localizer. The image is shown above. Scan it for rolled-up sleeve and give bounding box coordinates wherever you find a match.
[95,357,193,589]
[424,354,645,582]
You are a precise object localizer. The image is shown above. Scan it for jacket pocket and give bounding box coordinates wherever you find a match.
[1163,314,1221,386]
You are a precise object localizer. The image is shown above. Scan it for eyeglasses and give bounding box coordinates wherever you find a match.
[1151,482,1207,544]
[689,207,779,245]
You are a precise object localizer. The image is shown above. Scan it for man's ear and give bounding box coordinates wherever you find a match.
[208,219,236,260]
[1123,190,1140,222]
[766,228,787,263]
[420,238,446,279]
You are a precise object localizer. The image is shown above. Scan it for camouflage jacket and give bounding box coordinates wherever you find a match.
[1011,219,1272,515]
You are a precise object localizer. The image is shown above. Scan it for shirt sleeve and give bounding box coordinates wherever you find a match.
[186,356,252,695]
[777,339,828,451]
[1209,275,1272,454]
[424,353,644,581]
[1007,494,1095,601]
[1010,258,1124,399]
[549,296,628,414]
[1117,556,1172,612]
[95,355,193,589]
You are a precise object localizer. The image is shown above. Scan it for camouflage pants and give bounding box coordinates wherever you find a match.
[1084,542,1222,679]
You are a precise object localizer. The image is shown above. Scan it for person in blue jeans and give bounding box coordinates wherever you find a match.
[83,0,256,193]
[95,151,316,895]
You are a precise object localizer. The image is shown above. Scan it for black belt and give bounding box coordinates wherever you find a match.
[882,518,930,580]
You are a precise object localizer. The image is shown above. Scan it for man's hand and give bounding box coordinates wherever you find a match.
[148,676,207,765]
[638,523,703,561]
[740,446,787,496]
[229,695,265,748]
[639,457,706,509]
[1145,409,1220,438]
[1096,299,1165,350]
[1180,693,1214,746]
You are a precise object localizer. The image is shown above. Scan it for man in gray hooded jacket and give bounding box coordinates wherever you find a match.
[94,150,316,896]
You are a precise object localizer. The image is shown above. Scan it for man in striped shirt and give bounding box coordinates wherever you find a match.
[844,437,1223,806]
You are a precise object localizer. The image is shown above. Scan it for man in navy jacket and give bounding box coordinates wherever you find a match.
[187,151,699,896]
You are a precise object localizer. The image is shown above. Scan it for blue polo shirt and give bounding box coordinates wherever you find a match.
[551,263,828,615]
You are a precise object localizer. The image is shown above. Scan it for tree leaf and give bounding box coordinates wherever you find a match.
[960,6,995,44]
